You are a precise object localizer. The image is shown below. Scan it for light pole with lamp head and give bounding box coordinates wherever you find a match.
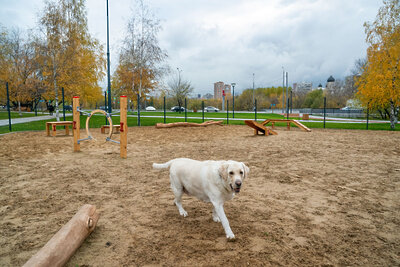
[231,83,236,118]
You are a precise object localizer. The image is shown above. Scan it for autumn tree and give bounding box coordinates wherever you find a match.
[303,89,324,108]
[0,25,11,105]
[113,0,168,108]
[357,0,400,129]
[38,0,105,119]
[6,29,39,115]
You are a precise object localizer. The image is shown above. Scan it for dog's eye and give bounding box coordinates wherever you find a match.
[240,171,244,175]
[229,171,234,175]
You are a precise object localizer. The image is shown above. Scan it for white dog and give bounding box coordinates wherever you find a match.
[153,158,249,240]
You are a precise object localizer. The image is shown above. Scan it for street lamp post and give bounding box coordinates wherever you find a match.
[231,83,236,118]
[252,73,255,111]
[106,0,112,114]
[177,67,182,111]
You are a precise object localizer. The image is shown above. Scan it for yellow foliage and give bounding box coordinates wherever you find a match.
[357,0,400,110]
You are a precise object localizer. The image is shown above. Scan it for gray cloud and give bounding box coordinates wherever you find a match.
[0,0,381,94]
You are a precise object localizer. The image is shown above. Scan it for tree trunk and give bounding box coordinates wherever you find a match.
[18,101,22,117]
[389,101,398,130]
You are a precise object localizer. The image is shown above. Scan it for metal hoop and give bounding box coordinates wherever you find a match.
[85,109,113,141]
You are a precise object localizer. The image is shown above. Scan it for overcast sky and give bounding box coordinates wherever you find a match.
[0,0,382,95]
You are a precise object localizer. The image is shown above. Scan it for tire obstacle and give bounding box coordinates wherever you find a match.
[72,96,128,158]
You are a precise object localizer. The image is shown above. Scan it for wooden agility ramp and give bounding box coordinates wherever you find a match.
[262,119,311,132]
[244,120,278,136]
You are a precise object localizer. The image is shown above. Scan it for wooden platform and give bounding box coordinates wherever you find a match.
[101,125,120,134]
[244,120,278,136]
[262,119,311,132]
[46,121,73,137]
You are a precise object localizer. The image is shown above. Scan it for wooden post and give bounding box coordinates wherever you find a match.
[23,204,99,267]
[120,96,128,159]
[73,96,80,152]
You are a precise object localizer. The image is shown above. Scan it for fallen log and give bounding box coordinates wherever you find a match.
[156,120,223,128]
[23,204,100,267]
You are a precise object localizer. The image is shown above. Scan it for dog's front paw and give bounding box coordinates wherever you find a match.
[180,210,188,217]
[226,233,236,241]
[213,215,221,222]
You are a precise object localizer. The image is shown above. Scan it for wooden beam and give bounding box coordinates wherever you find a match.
[23,204,99,267]
[155,120,223,128]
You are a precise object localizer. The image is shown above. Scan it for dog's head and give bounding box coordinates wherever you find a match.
[219,161,249,193]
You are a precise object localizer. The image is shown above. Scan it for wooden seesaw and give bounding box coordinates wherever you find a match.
[72,96,128,158]
[244,120,278,136]
[244,119,311,136]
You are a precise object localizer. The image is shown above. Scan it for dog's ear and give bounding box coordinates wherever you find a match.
[241,162,250,179]
[218,163,229,182]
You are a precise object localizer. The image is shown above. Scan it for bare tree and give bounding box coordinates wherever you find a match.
[168,72,193,111]
[117,0,168,100]
[351,57,367,76]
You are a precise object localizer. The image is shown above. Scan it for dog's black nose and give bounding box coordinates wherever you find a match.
[235,180,242,187]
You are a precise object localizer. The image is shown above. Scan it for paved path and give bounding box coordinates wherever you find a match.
[0,114,72,126]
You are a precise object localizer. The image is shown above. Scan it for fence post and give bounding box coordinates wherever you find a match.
[254,99,257,121]
[227,100,229,125]
[34,98,37,116]
[137,93,141,126]
[323,97,326,128]
[163,96,166,124]
[202,101,204,122]
[6,82,12,132]
[286,98,289,119]
[185,98,187,122]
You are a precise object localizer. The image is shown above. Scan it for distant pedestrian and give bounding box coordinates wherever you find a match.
[48,105,54,115]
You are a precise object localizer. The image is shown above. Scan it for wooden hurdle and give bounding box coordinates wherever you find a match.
[72,96,128,158]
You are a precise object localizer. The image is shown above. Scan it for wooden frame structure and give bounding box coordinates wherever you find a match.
[72,96,128,158]
[262,119,311,132]
[46,121,73,137]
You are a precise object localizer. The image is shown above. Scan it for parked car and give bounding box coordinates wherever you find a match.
[204,106,219,112]
[146,106,156,111]
[64,105,72,111]
[171,106,186,112]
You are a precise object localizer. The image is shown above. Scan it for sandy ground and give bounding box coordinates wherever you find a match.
[0,125,399,266]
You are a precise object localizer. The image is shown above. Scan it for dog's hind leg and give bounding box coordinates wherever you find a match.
[170,175,188,217]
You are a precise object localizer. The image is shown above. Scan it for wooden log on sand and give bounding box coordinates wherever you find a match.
[156,120,223,128]
[23,204,100,267]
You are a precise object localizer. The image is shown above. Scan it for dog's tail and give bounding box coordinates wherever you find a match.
[153,160,174,170]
